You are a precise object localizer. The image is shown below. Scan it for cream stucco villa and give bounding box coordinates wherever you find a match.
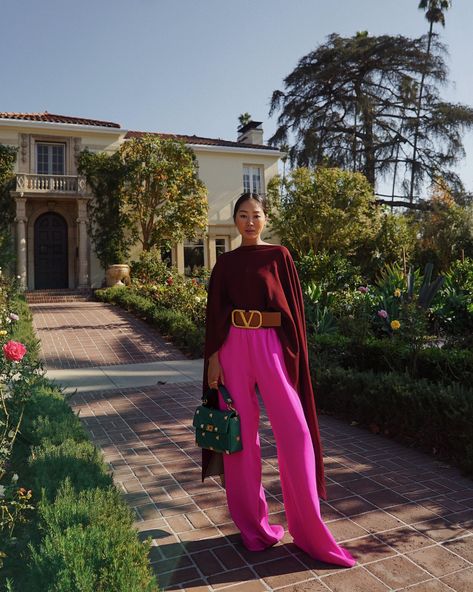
[0,112,280,291]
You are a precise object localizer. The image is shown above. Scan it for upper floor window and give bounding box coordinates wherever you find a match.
[243,165,262,194]
[37,143,65,175]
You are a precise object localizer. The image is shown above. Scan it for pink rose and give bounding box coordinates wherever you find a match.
[3,340,27,362]
[377,309,388,319]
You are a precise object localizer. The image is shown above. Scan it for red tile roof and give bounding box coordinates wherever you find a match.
[125,131,278,151]
[0,112,278,150]
[0,111,121,128]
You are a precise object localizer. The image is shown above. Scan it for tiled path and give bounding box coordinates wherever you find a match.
[32,301,473,591]
[31,301,187,369]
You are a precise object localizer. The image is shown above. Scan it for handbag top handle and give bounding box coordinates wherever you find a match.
[203,384,235,410]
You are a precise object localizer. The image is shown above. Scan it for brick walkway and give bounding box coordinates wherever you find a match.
[71,383,473,592]
[31,301,473,591]
[31,301,187,369]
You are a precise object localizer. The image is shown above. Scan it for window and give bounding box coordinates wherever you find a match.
[36,143,65,175]
[243,165,262,194]
[216,237,227,258]
[184,239,204,276]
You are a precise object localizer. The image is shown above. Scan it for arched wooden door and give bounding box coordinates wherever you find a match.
[34,212,68,289]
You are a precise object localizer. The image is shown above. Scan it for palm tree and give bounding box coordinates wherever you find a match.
[408,0,452,203]
[238,113,252,127]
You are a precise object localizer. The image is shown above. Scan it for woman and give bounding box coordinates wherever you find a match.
[201,192,356,567]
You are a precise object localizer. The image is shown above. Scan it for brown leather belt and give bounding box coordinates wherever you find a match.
[231,309,281,329]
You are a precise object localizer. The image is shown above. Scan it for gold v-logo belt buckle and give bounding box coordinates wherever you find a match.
[231,309,263,329]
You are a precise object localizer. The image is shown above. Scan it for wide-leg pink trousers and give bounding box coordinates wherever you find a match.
[217,325,356,567]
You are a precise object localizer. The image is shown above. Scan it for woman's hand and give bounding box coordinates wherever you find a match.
[208,351,225,389]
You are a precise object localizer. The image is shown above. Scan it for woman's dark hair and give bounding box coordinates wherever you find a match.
[233,192,269,221]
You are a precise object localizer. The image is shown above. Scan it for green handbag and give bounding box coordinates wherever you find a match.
[193,384,242,455]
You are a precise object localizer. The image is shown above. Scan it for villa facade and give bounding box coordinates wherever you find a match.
[0,112,280,290]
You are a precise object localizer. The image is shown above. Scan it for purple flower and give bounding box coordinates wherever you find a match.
[358,286,369,294]
[377,309,388,319]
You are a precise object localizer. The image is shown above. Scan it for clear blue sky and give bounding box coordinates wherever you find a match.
[3,0,473,193]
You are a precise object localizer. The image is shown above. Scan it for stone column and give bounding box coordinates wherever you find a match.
[176,242,185,275]
[208,236,216,269]
[77,199,89,288]
[15,196,27,290]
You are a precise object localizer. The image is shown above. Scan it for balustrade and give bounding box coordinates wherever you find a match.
[16,174,86,194]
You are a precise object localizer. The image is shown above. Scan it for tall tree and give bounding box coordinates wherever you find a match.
[269,32,473,205]
[409,0,452,202]
[120,135,208,251]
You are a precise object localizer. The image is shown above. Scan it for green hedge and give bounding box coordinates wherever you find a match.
[3,300,158,591]
[95,286,205,357]
[310,333,473,387]
[314,364,473,476]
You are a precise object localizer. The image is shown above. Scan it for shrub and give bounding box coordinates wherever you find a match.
[310,332,473,387]
[130,249,172,284]
[296,248,363,291]
[431,257,473,338]
[29,439,113,503]
[315,364,473,475]
[2,289,159,591]
[27,480,157,592]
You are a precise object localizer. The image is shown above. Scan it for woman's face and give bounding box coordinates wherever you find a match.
[235,199,266,242]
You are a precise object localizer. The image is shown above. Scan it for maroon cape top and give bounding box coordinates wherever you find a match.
[202,243,327,501]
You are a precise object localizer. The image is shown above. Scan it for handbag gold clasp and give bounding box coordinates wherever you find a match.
[231,309,263,329]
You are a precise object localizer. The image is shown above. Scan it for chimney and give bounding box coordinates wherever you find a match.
[237,120,264,145]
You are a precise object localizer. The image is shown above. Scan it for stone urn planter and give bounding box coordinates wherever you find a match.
[105,264,130,287]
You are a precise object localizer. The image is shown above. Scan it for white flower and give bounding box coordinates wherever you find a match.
[11,473,18,483]
[9,313,19,322]
[0,485,5,497]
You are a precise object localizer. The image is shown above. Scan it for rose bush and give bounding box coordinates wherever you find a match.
[0,275,43,572]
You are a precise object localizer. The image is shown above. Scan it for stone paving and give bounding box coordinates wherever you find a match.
[31,300,473,591]
[31,301,187,369]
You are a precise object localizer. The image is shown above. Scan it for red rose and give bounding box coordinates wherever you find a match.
[3,340,27,362]
[166,277,174,286]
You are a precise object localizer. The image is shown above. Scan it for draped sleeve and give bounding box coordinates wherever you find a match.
[274,247,327,501]
[201,255,232,481]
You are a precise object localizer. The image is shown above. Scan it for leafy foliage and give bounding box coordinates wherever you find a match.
[27,480,158,592]
[410,178,473,272]
[78,150,133,269]
[0,145,18,270]
[268,167,377,258]
[120,135,208,251]
[314,364,473,475]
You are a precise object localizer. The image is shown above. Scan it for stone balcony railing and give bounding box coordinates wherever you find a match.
[16,173,87,195]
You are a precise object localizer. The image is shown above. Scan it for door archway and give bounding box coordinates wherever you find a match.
[34,212,68,289]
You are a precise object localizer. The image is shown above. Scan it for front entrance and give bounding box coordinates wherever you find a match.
[34,212,68,289]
